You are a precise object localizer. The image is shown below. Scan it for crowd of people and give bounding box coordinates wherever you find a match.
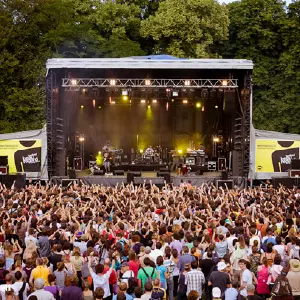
[0,180,300,300]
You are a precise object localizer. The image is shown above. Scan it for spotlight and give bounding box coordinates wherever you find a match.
[122,89,128,96]
[145,79,151,86]
[178,149,183,154]
[196,103,201,108]
[215,105,218,109]
[213,137,220,142]
[222,80,228,86]
[171,99,174,102]
[92,99,96,108]
[110,79,116,86]
[80,105,84,108]
[141,100,146,104]
[71,79,77,86]
[148,105,151,108]
[111,101,116,104]
[184,80,191,86]
[172,91,179,97]
[98,106,101,109]
[202,106,205,112]
[123,96,128,101]
[79,137,85,142]
[152,99,157,103]
[139,149,144,153]
[98,151,102,154]
[182,99,188,104]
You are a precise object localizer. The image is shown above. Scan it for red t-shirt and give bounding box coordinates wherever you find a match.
[129,260,140,278]
[103,266,117,284]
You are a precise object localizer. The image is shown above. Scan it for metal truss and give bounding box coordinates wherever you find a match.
[62,78,238,88]
[243,73,252,177]
[46,70,55,178]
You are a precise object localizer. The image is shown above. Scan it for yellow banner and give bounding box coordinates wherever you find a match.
[0,140,42,173]
[256,140,300,172]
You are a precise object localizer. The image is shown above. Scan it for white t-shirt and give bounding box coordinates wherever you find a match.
[121,270,134,286]
[12,282,30,300]
[274,245,286,259]
[240,269,253,297]
[249,236,261,249]
[227,236,237,250]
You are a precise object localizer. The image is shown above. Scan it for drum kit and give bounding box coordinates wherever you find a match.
[134,146,162,164]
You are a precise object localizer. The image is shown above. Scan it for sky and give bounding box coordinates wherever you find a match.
[219,0,293,4]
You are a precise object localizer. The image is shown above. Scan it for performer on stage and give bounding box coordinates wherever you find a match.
[103,151,112,173]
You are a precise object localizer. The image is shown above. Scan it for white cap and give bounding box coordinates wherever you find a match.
[212,287,221,298]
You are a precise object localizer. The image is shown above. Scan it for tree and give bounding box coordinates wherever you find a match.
[141,0,229,58]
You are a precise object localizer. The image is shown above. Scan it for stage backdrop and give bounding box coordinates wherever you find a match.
[255,139,300,173]
[0,126,48,180]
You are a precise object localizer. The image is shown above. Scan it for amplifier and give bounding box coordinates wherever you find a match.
[0,166,8,175]
[289,170,300,178]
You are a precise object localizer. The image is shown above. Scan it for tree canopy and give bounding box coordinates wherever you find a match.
[0,0,299,133]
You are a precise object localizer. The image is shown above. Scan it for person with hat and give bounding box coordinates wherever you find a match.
[287,259,300,300]
[212,287,222,300]
[120,262,134,287]
[208,262,231,296]
[271,267,293,300]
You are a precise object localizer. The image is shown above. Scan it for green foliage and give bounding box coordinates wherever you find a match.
[0,0,300,134]
[141,0,229,58]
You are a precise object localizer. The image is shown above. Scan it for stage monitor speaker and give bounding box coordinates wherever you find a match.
[114,170,125,176]
[127,172,134,183]
[221,170,228,180]
[196,170,204,175]
[0,156,8,166]
[0,174,26,189]
[68,169,76,179]
[62,179,79,187]
[132,171,141,177]
[94,170,104,175]
[216,180,233,189]
[291,159,300,170]
[157,172,171,183]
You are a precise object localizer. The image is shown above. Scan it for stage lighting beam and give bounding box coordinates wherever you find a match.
[213,137,219,142]
[182,99,188,104]
[184,80,191,86]
[222,80,228,86]
[110,79,116,86]
[145,79,151,86]
[152,99,157,103]
[196,102,201,108]
[79,137,85,142]
[71,79,77,86]
[141,99,146,103]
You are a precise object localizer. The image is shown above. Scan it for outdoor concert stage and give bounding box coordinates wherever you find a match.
[46,56,253,184]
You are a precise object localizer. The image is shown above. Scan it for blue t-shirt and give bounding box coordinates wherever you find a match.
[224,288,238,300]
[156,265,167,283]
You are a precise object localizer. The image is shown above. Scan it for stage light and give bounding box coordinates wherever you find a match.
[222,80,228,86]
[202,106,205,112]
[166,102,169,111]
[145,79,151,86]
[172,91,179,97]
[80,105,84,108]
[213,137,220,142]
[184,80,191,86]
[139,149,144,153]
[171,99,174,102]
[178,149,183,154]
[123,96,128,101]
[141,100,146,104]
[110,79,116,86]
[122,89,128,96]
[98,106,101,109]
[182,99,188,104]
[111,101,116,104]
[152,99,157,103]
[71,79,77,86]
[92,99,96,108]
[79,137,85,142]
[215,105,218,108]
[148,105,151,108]
[196,102,201,108]
[98,151,102,154]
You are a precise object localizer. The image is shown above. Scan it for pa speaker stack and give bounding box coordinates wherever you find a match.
[157,171,171,184]
[289,159,300,178]
[94,170,104,175]
[127,171,142,184]
[114,170,125,176]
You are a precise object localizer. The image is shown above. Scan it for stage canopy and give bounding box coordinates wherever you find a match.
[0,125,48,180]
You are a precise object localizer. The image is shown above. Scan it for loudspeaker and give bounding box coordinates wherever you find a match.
[272,177,299,188]
[62,179,79,187]
[224,90,236,114]
[94,170,104,175]
[157,172,171,183]
[127,172,134,183]
[196,170,204,175]
[216,180,233,189]
[232,150,243,176]
[0,174,26,189]
[159,168,170,172]
[221,170,228,180]
[0,156,8,166]
[291,159,300,169]
[114,170,124,176]
[132,171,141,177]
[68,169,76,179]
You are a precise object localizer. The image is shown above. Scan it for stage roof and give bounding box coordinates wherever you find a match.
[46,56,253,71]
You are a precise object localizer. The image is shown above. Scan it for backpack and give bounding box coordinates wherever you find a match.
[141,267,155,285]
[18,282,26,300]
[150,287,164,300]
